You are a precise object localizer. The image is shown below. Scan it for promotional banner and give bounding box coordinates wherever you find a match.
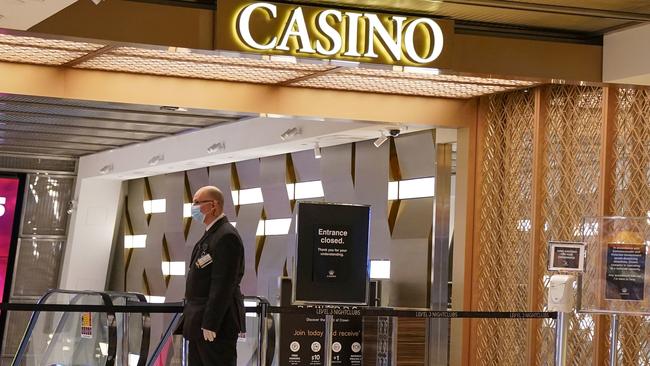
[280,313,362,366]
[293,202,370,304]
[0,177,21,302]
[0,175,24,350]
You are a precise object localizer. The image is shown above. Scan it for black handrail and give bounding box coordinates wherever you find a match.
[145,297,271,366]
[10,289,149,366]
[145,308,183,366]
[105,292,151,366]
[1,301,557,319]
[6,293,557,366]
[12,289,117,366]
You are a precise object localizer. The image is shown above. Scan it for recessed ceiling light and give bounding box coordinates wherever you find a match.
[160,105,188,112]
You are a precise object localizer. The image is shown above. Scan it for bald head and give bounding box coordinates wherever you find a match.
[193,185,225,224]
[198,186,224,206]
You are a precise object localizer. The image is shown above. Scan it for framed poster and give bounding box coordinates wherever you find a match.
[605,242,646,301]
[293,202,370,305]
[548,241,585,272]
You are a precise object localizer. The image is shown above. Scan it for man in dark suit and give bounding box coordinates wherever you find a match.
[184,186,246,366]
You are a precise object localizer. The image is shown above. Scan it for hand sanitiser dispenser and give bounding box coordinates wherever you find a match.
[548,274,576,313]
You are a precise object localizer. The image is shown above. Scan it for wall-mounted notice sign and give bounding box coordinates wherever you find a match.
[548,241,585,272]
[293,202,370,304]
[81,312,93,339]
[605,242,646,301]
[216,0,454,68]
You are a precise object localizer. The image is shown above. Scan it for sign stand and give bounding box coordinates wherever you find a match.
[281,202,370,366]
[324,314,334,366]
[576,216,650,365]
[547,240,585,366]
[609,314,619,366]
[554,311,568,366]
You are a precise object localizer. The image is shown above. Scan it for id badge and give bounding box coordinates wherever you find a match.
[196,253,213,268]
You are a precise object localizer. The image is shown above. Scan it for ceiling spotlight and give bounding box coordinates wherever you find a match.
[99,164,114,175]
[313,142,322,159]
[148,154,164,166]
[207,141,226,154]
[167,47,191,54]
[374,136,388,148]
[280,127,301,141]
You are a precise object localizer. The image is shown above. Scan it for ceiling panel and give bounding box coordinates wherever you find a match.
[0,121,163,140]
[0,130,133,146]
[292,73,512,98]
[76,54,315,84]
[0,92,255,158]
[0,111,187,135]
[0,31,537,158]
[0,138,108,151]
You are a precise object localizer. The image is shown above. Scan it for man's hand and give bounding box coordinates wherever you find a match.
[202,328,216,342]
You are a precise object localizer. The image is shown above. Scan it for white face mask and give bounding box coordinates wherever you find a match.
[190,204,205,223]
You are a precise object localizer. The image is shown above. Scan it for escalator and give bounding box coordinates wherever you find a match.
[9,291,272,366]
[11,290,150,366]
[145,297,274,366]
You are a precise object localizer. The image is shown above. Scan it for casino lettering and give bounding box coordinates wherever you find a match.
[236,2,445,64]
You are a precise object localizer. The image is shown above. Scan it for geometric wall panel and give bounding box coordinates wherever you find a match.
[257,156,291,301]
[116,133,441,364]
[285,150,322,277]
[234,159,264,295]
[394,131,436,179]
[389,131,436,309]
[321,144,356,203]
[354,140,391,259]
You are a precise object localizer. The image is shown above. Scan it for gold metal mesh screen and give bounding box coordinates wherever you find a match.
[535,86,602,366]
[610,88,650,366]
[475,90,535,365]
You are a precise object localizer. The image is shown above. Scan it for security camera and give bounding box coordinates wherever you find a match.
[388,129,401,137]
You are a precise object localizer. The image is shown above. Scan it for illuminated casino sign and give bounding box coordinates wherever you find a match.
[216,0,454,68]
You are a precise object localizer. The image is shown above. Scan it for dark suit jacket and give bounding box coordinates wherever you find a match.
[183,216,246,341]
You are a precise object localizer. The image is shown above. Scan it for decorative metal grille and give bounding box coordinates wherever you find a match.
[475,90,535,365]
[536,85,602,366]
[610,88,650,366]
[21,174,75,236]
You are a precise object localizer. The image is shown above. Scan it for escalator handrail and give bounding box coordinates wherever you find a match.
[145,309,183,366]
[11,289,118,366]
[39,293,98,365]
[104,291,152,366]
[145,296,270,366]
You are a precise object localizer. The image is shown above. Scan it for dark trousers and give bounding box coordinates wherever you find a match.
[188,337,237,366]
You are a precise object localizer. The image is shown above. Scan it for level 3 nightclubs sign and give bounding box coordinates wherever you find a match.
[216,0,454,68]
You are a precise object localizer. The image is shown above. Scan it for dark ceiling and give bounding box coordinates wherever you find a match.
[0,94,254,158]
[135,0,650,43]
